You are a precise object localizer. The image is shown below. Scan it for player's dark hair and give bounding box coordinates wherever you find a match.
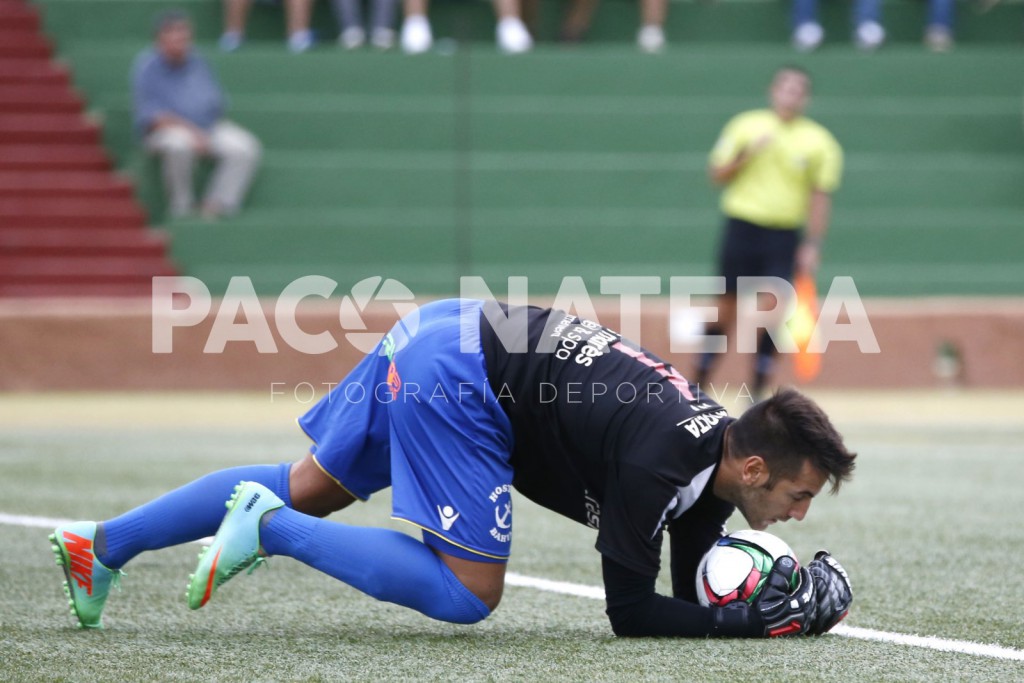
[728,388,855,493]
[775,64,813,89]
[153,8,191,35]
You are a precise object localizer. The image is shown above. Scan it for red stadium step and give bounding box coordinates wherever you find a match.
[0,145,111,171]
[0,281,160,297]
[0,227,169,257]
[0,171,133,198]
[0,12,39,33]
[0,1,41,32]
[0,0,179,298]
[0,59,70,86]
[0,84,84,113]
[0,113,100,145]
[0,197,147,229]
[0,254,177,279]
[0,31,52,59]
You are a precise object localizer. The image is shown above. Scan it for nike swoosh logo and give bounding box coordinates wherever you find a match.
[201,547,222,607]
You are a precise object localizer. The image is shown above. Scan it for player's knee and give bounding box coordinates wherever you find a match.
[287,455,356,517]
[473,584,503,613]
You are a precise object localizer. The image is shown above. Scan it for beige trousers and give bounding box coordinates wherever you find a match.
[145,120,262,218]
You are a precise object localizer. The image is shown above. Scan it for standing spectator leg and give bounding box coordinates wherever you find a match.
[220,0,252,51]
[400,0,433,53]
[492,0,533,53]
[203,121,262,218]
[560,0,599,43]
[853,0,885,50]
[924,0,955,51]
[334,0,367,48]
[369,0,399,48]
[791,0,823,51]
[286,0,316,52]
[637,0,667,53]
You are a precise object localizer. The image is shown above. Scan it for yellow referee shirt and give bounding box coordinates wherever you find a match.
[709,109,843,229]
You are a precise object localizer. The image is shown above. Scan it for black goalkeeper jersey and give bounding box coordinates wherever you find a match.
[479,301,736,578]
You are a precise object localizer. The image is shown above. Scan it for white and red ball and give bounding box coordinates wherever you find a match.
[696,530,797,607]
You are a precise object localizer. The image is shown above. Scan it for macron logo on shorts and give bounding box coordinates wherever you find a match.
[437,505,460,531]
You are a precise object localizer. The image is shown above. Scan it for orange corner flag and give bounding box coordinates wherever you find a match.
[791,273,821,383]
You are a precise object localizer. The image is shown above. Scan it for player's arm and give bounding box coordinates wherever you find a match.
[708,124,773,186]
[796,190,831,275]
[666,494,734,602]
[603,553,751,637]
[798,133,843,275]
[603,554,817,638]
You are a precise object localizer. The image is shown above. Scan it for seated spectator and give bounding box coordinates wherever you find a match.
[133,10,262,220]
[791,0,955,52]
[400,0,533,54]
[334,0,399,49]
[219,0,316,53]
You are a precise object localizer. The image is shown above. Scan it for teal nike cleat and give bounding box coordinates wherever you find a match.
[49,522,123,629]
[187,481,284,610]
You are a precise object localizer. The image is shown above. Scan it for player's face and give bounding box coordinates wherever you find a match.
[770,70,810,121]
[736,458,827,530]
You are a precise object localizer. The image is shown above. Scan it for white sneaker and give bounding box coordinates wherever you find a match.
[636,24,665,53]
[924,25,953,52]
[496,17,532,54]
[218,31,243,52]
[854,21,885,50]
[371,27,396,50]
[792,22,823,52]
[339,26,366,49]
[287,29,314,53]
[401,14,433,54]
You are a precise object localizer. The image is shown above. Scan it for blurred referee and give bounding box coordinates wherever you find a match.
[695,66,843,400]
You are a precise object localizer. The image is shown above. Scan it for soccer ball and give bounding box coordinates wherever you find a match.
[696,530,797,607]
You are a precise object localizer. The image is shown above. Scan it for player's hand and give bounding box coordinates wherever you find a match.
[796,242,821,275]
[753,556,817,637]
[806,550,852,635]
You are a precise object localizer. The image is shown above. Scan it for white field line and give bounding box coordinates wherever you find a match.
[7,512,1022,662]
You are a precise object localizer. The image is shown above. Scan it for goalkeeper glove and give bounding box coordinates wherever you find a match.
[753,556,817,637]
[806,550,852,635]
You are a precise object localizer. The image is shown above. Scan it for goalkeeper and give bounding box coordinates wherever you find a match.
[50,299,854,637]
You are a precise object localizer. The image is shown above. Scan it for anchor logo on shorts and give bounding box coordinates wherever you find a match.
[494,502,512,530]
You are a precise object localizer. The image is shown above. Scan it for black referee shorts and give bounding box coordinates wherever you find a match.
[717,216,801,294]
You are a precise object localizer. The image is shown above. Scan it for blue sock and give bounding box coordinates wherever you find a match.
[261,507,491,625]
[97,463,292,569]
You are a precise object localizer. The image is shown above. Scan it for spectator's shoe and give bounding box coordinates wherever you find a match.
[187,481,284,610]
[49,522,124,629]
[218,30,243,52]
[924,25,953,52]
[854,21,885,50]
[636,24,665,53]
[792,22,823,52]
[401,14,433,54]
[339,26,366,49]
[370,27,396,50]
[496,17,533,54]
[288,29,315,53]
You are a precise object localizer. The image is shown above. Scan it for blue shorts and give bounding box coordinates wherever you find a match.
[298,299,515,562]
